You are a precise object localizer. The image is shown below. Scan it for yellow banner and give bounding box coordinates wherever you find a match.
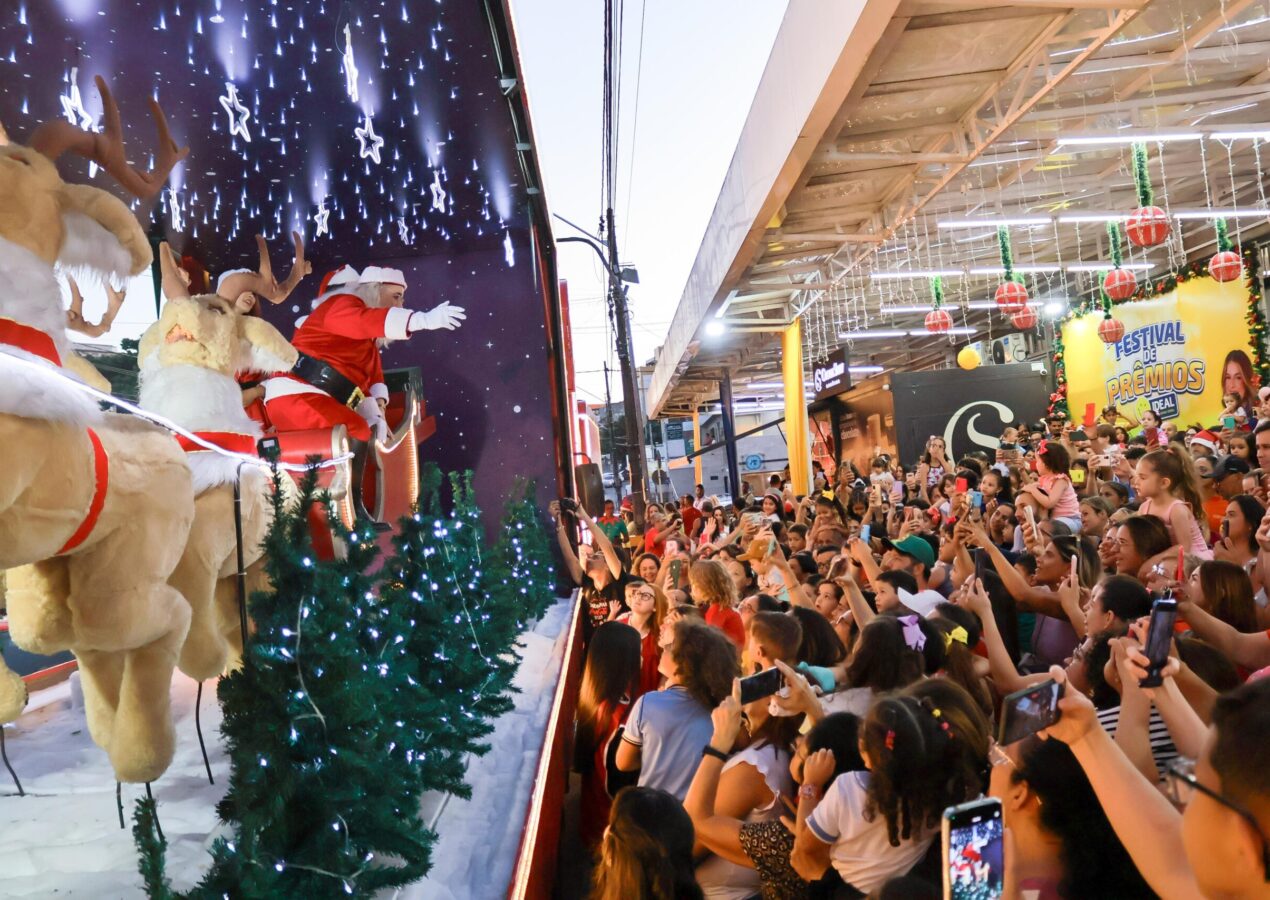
[1062,275,1255,428]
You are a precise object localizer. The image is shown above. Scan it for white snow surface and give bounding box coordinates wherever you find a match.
[0,595,574,899]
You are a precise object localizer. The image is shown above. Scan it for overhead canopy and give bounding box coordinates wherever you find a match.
[648,0,1270,419]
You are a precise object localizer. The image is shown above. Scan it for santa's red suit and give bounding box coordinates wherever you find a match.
[260,265,464,441]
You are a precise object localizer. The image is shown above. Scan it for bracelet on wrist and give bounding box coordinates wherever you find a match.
[701,744,729,762]
[798,783,821,801]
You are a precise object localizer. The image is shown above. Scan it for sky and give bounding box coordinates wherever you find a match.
[510,0,790,407]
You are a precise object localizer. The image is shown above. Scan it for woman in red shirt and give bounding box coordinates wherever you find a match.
[574,622,643,848]
[614,580,666,697]
[690,559,746,648]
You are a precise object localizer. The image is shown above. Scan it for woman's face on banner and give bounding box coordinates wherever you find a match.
[1224,359,1249,401]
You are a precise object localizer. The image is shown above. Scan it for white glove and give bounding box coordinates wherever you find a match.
[408,302,467,332]
[356,396,389,442]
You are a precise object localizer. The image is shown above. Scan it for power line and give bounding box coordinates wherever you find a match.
[622,0,647,250]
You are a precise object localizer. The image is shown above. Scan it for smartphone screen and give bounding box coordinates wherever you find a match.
[969,490,983,511]
[1224,416,1238,431]
[669,559,682,586]
[943,797,1005,900]
[955,477,969,494]
[1140,596,1179,687]
[860,523,872,544]
[738,667,783,705]
[998,679,1062,745]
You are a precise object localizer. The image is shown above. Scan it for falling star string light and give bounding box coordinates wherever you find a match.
[354,112,384,164]
[313,199,330,237]
[429,170,447,213]
[219,82,252,142]
[59,67,99,176]
[503,230,514,267]
[341,23,359,102]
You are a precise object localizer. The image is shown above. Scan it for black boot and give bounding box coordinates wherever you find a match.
[348,438,390,532]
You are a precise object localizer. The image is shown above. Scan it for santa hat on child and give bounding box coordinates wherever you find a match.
[1190,430,1219,452]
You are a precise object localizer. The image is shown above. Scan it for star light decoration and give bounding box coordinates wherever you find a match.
[60,67,99,176]
[168,186,183,232]
[219,82,252,143]
[355,112,384,164]
[430,170,447,213]
[503,230,514,268]
[313,200,330,237]
[342,24,359,103]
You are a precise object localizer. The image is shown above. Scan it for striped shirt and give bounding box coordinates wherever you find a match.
[1096,704,1178,776]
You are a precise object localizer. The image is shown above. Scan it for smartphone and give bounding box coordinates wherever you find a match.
[942,797,1005,900]
[997,679,1062,745]
[669,559,683,587]
[1146,426,1160,447]
[973,548,986,583]
[1021,503,1036,532]
[860,523,872,544]
[871,484,883,506]
[955,477,969,494]
[968,490,983,511]
[1083,402,1097,428]
[743,512,762,530]
[1224,415,1238,431]
[664,539,683,557]
[1071,467,1086,486]
[1071,430,1090,442]
[559,497,578,513]
[738,667,784,705]
[1139,596,1179,688]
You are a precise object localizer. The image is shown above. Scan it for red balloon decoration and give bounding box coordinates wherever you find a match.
[1102,268,1137,301]
[1010,306,1038,330]
[1098,317,1126,344]
[925,308,953,334]
[1125,206,1170,248]
[1209,250,1243,283]
[994,280,1029,315]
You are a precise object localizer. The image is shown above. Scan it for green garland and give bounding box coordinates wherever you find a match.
[1048,244,1270,415]
[1132,142,1154,207]
[930,275,944,309]
[997,226,1023,283]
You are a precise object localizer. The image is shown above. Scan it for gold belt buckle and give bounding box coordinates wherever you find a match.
[348,387,365,409]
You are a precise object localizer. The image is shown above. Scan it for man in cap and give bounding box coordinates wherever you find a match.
[1205,454,1252,501]
[262,264,465,522]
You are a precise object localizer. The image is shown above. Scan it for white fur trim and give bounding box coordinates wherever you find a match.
[0,239,100,423]
[359,265,405,287]
[369,382,389,401]
[384,307,412,341]
[262,374,329,402]
[217,268,253,291]
[235,336,296,376]
[57,211,134,284]
[139,364,263,437]
[185,451,272,496]
[327,265,360,287]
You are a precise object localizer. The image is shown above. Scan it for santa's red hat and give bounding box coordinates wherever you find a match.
[318,265,360,296]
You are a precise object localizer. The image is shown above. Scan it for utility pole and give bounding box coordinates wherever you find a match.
[602,361,620,503]
[606,206,648,527]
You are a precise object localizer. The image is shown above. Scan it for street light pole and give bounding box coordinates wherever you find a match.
[605,206,649,528]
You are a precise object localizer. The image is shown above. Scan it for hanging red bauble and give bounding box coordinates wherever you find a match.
[994,280,1029,314]
[1125,206,1170,248]
[1103,268,1137,301]
[1098,317,1126,344]
[1010,306,1038,330]
[1209,250,1243,283]
[924,308,953,334]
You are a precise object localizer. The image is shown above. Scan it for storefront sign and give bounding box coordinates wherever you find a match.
[813,347,851,400]
[1061,275,1253,425]
[891,364,1049,466]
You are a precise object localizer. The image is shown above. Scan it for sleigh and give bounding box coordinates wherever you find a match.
[248,366,433,539]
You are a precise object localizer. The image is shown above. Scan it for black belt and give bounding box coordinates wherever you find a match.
[291,353,364,408]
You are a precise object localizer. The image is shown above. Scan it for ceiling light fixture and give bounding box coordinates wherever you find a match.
[1066,262,1155,272]
[704,321,726,337]
[870,269,963,280]
[938,216,1050,229]
[1056,132,1205,146]
[911,327,976,336]
[838,329,908,339]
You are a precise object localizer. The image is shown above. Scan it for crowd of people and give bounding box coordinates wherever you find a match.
[554,390,1270,899]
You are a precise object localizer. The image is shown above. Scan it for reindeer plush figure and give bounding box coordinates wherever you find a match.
[0,79,197,782]
[138,239,304,679]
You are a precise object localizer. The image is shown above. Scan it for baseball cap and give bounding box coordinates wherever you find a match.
[881,534,936,570]
[737,538,776,563]
[1205,454,1251,480]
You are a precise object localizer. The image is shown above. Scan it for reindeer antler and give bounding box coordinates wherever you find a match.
[217,232,311,305]
[64,276,127,337]
[159,242,192,301]
[30,75,189,198]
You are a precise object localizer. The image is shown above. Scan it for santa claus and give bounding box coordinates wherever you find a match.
[260,264,464,521]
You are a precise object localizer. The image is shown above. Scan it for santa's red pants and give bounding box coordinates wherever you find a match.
[264,392,371,441]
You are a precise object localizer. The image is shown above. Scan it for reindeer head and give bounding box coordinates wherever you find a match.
[140,241,299,377]
[0,76,187,283]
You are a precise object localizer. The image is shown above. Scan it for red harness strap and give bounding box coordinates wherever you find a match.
[0,316,63,367]
[175,431,258,456]
[57,428,108,556]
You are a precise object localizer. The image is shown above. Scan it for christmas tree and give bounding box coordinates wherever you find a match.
[485,477,557,628]
[135,466,433,897]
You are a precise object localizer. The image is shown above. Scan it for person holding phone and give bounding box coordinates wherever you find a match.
[689,559,747,649]
[988,737,1156,899]
[1038,667,1270,899]
[552,498,631,638]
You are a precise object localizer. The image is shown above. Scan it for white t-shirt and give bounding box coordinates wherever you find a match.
[807,770,933,893]
[821,686,874,717]
[696,742,794,900]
